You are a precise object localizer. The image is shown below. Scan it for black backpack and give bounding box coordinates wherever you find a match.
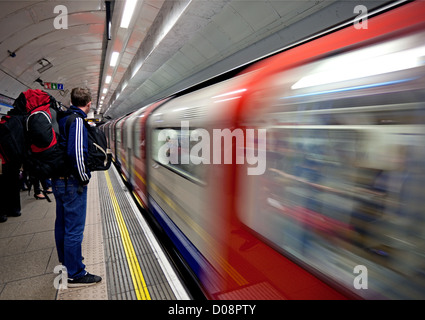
[65,113,112,171]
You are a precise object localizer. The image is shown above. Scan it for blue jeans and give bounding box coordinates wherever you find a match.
[52,177,87,279]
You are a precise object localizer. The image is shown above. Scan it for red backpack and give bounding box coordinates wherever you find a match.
[18,89,57,152]
[13,89,66,182]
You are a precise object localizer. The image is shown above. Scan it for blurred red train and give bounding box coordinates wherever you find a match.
[102,0,425,299]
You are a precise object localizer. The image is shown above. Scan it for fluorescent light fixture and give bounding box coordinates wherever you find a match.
[291,45,425,90]
[103,88,108,94]
[110,51,119,67]
[105,75,112,84]
[120,0,137,29]
[101,96,105,100]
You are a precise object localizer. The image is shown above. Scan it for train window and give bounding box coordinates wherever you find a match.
[116,124,122,145]
[123,125,128,150]
[115,126,121,160]
[116,117,126,148]
[114,129,119,151]
[245,123,425,299]
[134,115,147,159]
[151,128,206,185]
[129,108,148,159]
[134,119,141,158]
[268,95,425,126]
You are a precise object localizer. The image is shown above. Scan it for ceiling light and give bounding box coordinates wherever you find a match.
[103,88,108,94]
[120,0,137,29]
[110,51,119,67]
[105,75,112,84]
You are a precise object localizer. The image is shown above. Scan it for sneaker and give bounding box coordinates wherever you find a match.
[68,272,102,287]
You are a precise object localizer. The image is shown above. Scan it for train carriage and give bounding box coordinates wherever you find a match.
[104,1,425,299]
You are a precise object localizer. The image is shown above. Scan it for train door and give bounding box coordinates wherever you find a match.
[115,116,126,169]
[124,110,143,188]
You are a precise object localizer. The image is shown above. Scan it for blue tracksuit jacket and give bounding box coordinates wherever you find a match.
[57,105,91,184]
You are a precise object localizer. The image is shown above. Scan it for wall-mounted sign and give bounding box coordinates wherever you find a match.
[44,82,64,90]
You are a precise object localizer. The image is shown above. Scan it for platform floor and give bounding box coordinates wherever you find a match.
[0,165,190,300]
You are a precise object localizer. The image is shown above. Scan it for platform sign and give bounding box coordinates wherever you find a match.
[44,82,64,90]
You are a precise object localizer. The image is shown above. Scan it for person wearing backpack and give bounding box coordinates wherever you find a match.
[0,110,25,223]
[51,87,101,287]
[0,143,22,223]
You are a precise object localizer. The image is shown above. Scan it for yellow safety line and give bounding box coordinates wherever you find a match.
[105,171,151,300]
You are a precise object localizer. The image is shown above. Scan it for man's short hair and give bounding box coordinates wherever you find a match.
[71,87,92,107]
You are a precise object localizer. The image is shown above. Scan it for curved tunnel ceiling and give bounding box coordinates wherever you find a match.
[0,0,390,120]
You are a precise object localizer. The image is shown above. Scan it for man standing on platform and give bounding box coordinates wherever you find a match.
[52,87,101,287]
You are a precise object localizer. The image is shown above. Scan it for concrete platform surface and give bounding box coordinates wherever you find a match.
[0,186,59,300]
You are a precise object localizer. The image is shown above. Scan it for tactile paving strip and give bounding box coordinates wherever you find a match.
[98,167,179,300]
